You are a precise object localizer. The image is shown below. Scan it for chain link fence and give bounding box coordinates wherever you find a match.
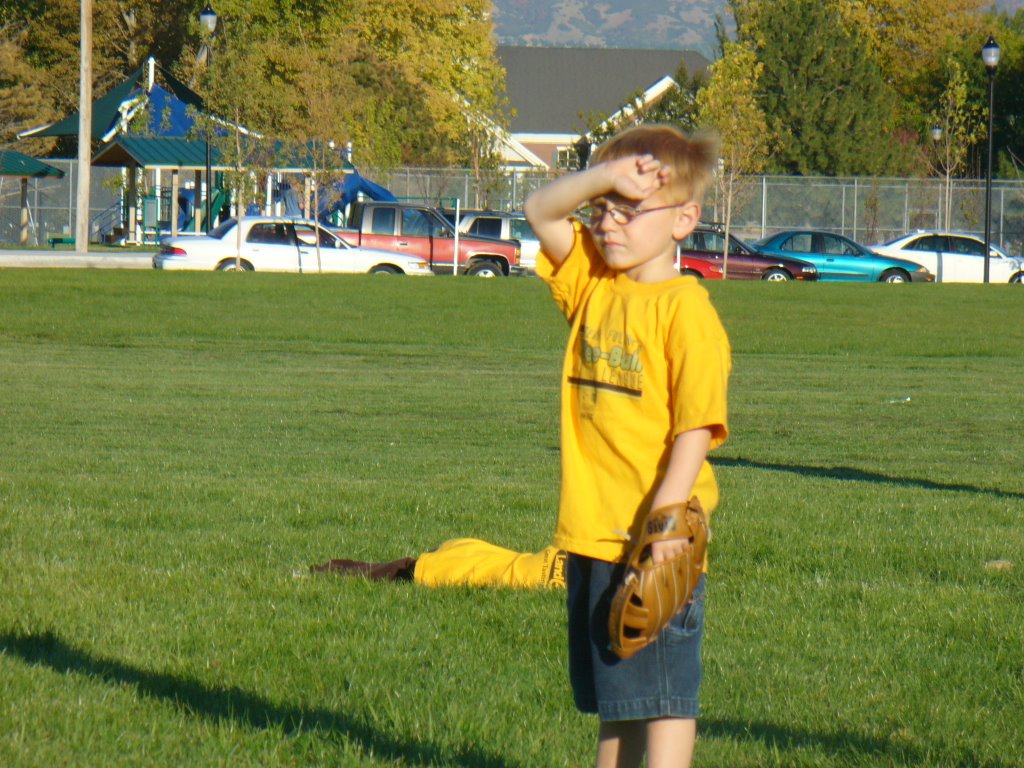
[348,167,1024,254]
[0,160,122,247]
[705,175,1024,253]
[361,166,556,213]
[4,162,1024,255]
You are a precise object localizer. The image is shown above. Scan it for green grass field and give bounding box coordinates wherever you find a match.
[1,271,1021,767]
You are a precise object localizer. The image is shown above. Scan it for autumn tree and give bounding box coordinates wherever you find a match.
[339,0,509,168]
[193,8,282,260]
[276,28,363,268]
[0,21,54,147]
[2,0,508,170]
[731,0,986,106]
[696,40,769,276]
[928,59,984,228]
[10,0,194,119]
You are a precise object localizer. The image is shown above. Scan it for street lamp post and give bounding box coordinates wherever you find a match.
[200,3,217,233]
[930,125,943,229]
[982,35,1000,284]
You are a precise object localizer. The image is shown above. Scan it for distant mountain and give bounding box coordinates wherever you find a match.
[491,0,728,58]
[491,0,1024,58]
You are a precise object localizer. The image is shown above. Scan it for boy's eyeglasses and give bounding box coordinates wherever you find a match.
[576,199,686,226]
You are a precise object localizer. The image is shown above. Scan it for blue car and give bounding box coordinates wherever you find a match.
[753,230,934,283]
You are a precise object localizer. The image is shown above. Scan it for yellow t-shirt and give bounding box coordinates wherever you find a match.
[537,222,731,563]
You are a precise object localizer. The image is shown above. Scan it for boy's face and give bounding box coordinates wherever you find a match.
[585,189,700,282]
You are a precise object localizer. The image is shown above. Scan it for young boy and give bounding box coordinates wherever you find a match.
[524,125,731,768]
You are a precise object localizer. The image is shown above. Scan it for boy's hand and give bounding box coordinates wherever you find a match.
[650,537,688,564]
[603,154,670,203]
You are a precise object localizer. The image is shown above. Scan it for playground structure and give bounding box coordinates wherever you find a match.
[8,58,369,247]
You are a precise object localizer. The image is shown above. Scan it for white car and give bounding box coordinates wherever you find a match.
[870,232,1024,284]
[153,217,434,275]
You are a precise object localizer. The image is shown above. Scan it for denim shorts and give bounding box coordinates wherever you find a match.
[567,553,705,721]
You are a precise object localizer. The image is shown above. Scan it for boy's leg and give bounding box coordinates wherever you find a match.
[595,720,644,768]
[594,718,695,768]
[415,539,566,588]
[646,717,696,768]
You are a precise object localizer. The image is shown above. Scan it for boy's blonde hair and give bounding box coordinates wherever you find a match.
[591,125,720,206]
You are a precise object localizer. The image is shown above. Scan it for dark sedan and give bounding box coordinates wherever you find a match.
[679,225,819,280]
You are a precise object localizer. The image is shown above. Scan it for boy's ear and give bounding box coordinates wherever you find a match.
[671,202,701,241]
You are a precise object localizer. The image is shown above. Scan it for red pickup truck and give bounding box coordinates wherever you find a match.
[341,202,521,276]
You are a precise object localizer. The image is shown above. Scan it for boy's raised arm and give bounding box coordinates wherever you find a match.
[523,169,597,267]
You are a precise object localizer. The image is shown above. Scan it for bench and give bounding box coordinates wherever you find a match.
[47,235,75,248]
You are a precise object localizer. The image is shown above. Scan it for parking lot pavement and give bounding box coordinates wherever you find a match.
[0,250,152,269]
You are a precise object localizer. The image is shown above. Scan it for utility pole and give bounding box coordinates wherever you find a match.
[75,0,93,252]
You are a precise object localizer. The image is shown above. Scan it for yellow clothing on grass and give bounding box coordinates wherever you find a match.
[414,539,567,588]
[537,221,731,563]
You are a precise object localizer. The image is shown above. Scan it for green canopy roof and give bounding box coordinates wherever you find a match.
[0,150,65,178]
[92,135,355,173]
[92,136,221,170]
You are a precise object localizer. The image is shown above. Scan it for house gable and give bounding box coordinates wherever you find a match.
[496,46,711,169]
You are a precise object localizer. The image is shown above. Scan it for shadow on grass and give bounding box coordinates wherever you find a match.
[716,456,1024,501]
[4,629,1015,767]
[0,628,512,768]
[701,716,1016,768]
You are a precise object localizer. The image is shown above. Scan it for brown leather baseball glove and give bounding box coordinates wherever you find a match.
[608,498,709,660]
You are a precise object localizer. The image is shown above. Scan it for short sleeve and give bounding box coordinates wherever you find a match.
[667,289,731,448]
[536,220,608,323]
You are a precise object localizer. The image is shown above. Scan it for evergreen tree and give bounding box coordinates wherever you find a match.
[990,11,1024,176]
[745,0,904,176]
